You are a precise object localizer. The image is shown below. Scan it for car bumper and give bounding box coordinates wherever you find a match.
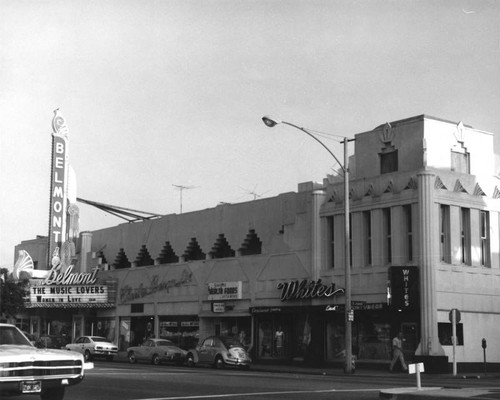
[0,376,84,396]
[224,358,252,367]
[93,350,118,356]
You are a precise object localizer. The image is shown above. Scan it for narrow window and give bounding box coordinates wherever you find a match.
[460,208,471,265]
[403,205,413,262]
[363,211,372,266]
[327,216,335,269]
[383,208,392,264]
[480,211,490,267]
[440,205,451,263]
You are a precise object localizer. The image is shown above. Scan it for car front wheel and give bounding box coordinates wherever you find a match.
[41,387,65,400]
[128,351,137,364]
[152,354,161,365]
[84,350,92,362]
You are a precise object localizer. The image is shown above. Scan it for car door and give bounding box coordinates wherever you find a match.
[198,338,213,363]
[136,340,152,361]
[72,337,86,355]
[81,337,92,354]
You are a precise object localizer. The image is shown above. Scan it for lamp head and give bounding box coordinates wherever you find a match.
[262,116,280,128]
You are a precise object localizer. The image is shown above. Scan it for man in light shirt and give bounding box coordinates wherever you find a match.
[389,332,408,372]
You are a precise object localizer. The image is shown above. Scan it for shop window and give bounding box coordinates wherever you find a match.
[119,318,131,351]
[440,205,451,263]
[94,318,116,343]
[113,248,131,269]
[134,245,154,267]
[156,241,179,264]
[159,316,199,350]
[480,211,490,267]
[209,234,235,259]
[239,229,262,256]
[183,238,206,261]
[460,208,471,265]
[438,323,464,346]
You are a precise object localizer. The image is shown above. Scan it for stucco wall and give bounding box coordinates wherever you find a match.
[88,191,312,271]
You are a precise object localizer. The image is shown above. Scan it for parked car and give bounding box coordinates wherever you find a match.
[35,335,70,349]
[0,323,93,400]
[127,338,187,365]
[186,336,251,369]
[65,336,118,361]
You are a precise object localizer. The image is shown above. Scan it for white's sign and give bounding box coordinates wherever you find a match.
[208,281,242,300]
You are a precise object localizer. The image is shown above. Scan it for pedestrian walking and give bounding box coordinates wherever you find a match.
[389,332,408,372]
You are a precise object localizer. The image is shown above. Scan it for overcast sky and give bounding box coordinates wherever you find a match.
[1,0,499,268]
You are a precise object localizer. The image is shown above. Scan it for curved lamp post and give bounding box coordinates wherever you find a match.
[262,115,354,374]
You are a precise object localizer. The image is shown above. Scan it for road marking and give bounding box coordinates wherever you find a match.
[137,388,381,400]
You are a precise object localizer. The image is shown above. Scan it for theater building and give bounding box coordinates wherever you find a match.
[12,114,500,371]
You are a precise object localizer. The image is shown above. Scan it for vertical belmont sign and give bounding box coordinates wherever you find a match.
[47,110,69,264]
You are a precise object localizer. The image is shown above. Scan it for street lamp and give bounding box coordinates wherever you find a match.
[262,115,354,373]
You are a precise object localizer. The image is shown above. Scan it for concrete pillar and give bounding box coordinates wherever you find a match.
[79,231,93,273]
[312,189,326,280]
[416,171,445,357]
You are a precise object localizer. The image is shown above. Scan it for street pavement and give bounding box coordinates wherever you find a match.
[113,351,500,399]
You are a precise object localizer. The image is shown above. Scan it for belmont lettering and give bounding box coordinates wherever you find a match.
[277,279,345,302]
[43,265,99,286]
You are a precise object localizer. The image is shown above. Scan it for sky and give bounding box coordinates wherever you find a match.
[1,0,499,268]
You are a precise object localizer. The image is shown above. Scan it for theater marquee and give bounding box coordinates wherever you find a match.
[26,265,113,309]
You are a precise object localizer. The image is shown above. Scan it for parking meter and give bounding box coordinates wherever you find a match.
[482,338,487,349]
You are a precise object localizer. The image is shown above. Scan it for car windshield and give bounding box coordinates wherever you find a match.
[90,336,108,342]
[0,326,33,346]
[220,337,244,349]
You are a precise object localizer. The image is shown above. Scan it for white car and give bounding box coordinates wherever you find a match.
[0,323,93,400]
[65,336,118,361]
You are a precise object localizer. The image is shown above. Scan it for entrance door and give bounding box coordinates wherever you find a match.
[130,317,154,346]
[401,322,418,363]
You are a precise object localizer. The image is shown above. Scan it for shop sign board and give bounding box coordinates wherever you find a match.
[208,281,242,300]
[389,266,419,310]
[30,284,108,305]
[211,302,226,313]
[277,279,344,302]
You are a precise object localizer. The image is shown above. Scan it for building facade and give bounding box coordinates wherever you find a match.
[12,115,500,371]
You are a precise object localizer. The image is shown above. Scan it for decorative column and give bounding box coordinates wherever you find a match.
[416,170,445,358]
[79,231,93,273]
[312,189,326,281]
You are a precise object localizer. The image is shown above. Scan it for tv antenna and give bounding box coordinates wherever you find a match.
[239,185,270,200]
[172,184,198,214]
